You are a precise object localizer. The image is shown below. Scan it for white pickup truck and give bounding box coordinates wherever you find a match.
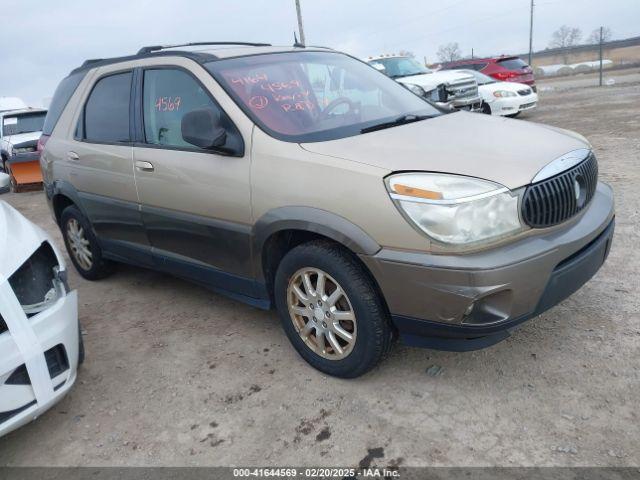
[367,55,482,112]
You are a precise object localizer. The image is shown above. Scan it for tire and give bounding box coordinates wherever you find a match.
[60,205,114,280]
[274,240,393,378]
[482,103,492,115]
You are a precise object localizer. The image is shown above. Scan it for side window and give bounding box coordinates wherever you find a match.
[142,69,223,149]
[83,72,132,143]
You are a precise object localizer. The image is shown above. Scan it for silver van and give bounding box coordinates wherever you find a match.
[40,43,614,377]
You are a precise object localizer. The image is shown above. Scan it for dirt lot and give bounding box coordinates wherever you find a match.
[1,82,639,468]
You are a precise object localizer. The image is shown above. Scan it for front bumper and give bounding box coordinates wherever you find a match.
[489,92,539,115]
[9,151,40,164]
[361,182,615,351]
[0,281,79,438]
[449,95,483,112]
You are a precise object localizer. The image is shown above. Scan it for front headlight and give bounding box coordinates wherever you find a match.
[386,173,524,246]
[405,83,426,97]
[493,90,516,98]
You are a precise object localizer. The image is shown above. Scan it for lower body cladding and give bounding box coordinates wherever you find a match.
[0,272,79,437]
[487,92,538,116]
[360,182,615,351]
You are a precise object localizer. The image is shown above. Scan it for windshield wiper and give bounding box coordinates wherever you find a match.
[360,114,432,134]
[399,72,428,77]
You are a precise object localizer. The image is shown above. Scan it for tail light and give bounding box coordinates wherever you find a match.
[494,71,517,81]
[37,134,50,154]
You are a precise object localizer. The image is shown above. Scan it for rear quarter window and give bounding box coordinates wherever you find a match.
[497,58,529,70]
[42,71,86,136]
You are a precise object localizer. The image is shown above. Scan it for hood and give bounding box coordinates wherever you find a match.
[0,200,63,277]
[5,131,41,148]
[396,70,475,90]
[300,112,590,190]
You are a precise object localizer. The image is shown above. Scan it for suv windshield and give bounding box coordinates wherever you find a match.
[206,51,439,142]
[369,57,430,78]
[2,112,46,136]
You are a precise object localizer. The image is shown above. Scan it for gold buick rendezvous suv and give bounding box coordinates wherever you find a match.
[40,42,615,377]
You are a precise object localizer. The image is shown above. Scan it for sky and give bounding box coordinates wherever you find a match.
[1,0,638,107]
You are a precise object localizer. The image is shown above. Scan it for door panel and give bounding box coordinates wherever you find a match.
[67,69,150,263]
[133,67,252,284]
[133,147,252,278]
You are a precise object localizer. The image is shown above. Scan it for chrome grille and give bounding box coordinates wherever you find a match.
[522,153,598,228]
[447,80,478,99]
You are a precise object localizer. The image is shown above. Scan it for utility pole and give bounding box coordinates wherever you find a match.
[295,0,306,46]
[599,26,604,86]
[528,0,534,66]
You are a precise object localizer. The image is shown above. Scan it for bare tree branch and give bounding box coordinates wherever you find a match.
[436,42,462,63]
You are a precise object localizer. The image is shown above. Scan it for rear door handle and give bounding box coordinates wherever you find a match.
[67,151,79,161]
[135,160,154,172]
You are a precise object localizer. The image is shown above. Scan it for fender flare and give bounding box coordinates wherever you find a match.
[48,180,89,223]
[251,206,381,281]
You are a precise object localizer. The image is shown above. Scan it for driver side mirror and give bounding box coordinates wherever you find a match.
[181,108,226,150]
[0,172,10,190]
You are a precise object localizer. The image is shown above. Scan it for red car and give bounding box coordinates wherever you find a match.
[441,56,536,91]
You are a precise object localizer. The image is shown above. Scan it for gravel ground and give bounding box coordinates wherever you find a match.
[0,82,639,467]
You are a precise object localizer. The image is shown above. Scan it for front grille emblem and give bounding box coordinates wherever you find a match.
[573,178,581,200]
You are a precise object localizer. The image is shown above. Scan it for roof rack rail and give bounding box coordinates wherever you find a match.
[137,42,272,55]
[81,59,104,67]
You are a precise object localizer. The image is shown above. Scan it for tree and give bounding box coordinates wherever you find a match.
[549,25,582,49]
[436,42,462,63]
[549,25,582,63]
[587,27,612,44]
[398,50,415,58]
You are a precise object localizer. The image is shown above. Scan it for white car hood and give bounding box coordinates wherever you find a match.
[4,131,41,148]
[396,71,475,90]
[0,200,62,277]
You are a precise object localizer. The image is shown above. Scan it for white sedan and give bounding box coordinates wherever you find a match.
[462,69,538,117]
[0,172,81,438]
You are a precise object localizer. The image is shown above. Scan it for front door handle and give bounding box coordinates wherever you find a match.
[67,151,79,161]
[135,160,154,172]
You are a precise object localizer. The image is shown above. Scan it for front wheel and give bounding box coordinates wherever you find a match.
[274,241,393,378]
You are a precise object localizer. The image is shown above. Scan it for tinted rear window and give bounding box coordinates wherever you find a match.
[83,72,132,143]
[42,72,86,135]
[497,58,529,70]
[2,112,46,136]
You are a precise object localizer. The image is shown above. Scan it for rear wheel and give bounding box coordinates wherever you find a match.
[274,241,393,378]
[60,205,114,280]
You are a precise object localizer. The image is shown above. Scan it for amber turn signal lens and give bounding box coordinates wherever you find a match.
[392,183,443,200]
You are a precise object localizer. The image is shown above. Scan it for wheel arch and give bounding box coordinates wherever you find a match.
[49,180,87,226]
[252,207,384,306]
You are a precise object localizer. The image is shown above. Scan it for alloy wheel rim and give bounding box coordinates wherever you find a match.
[287,267,357,360]
[67,218,93,270]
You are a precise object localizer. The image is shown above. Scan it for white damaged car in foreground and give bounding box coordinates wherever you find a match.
[0,172,80,437]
